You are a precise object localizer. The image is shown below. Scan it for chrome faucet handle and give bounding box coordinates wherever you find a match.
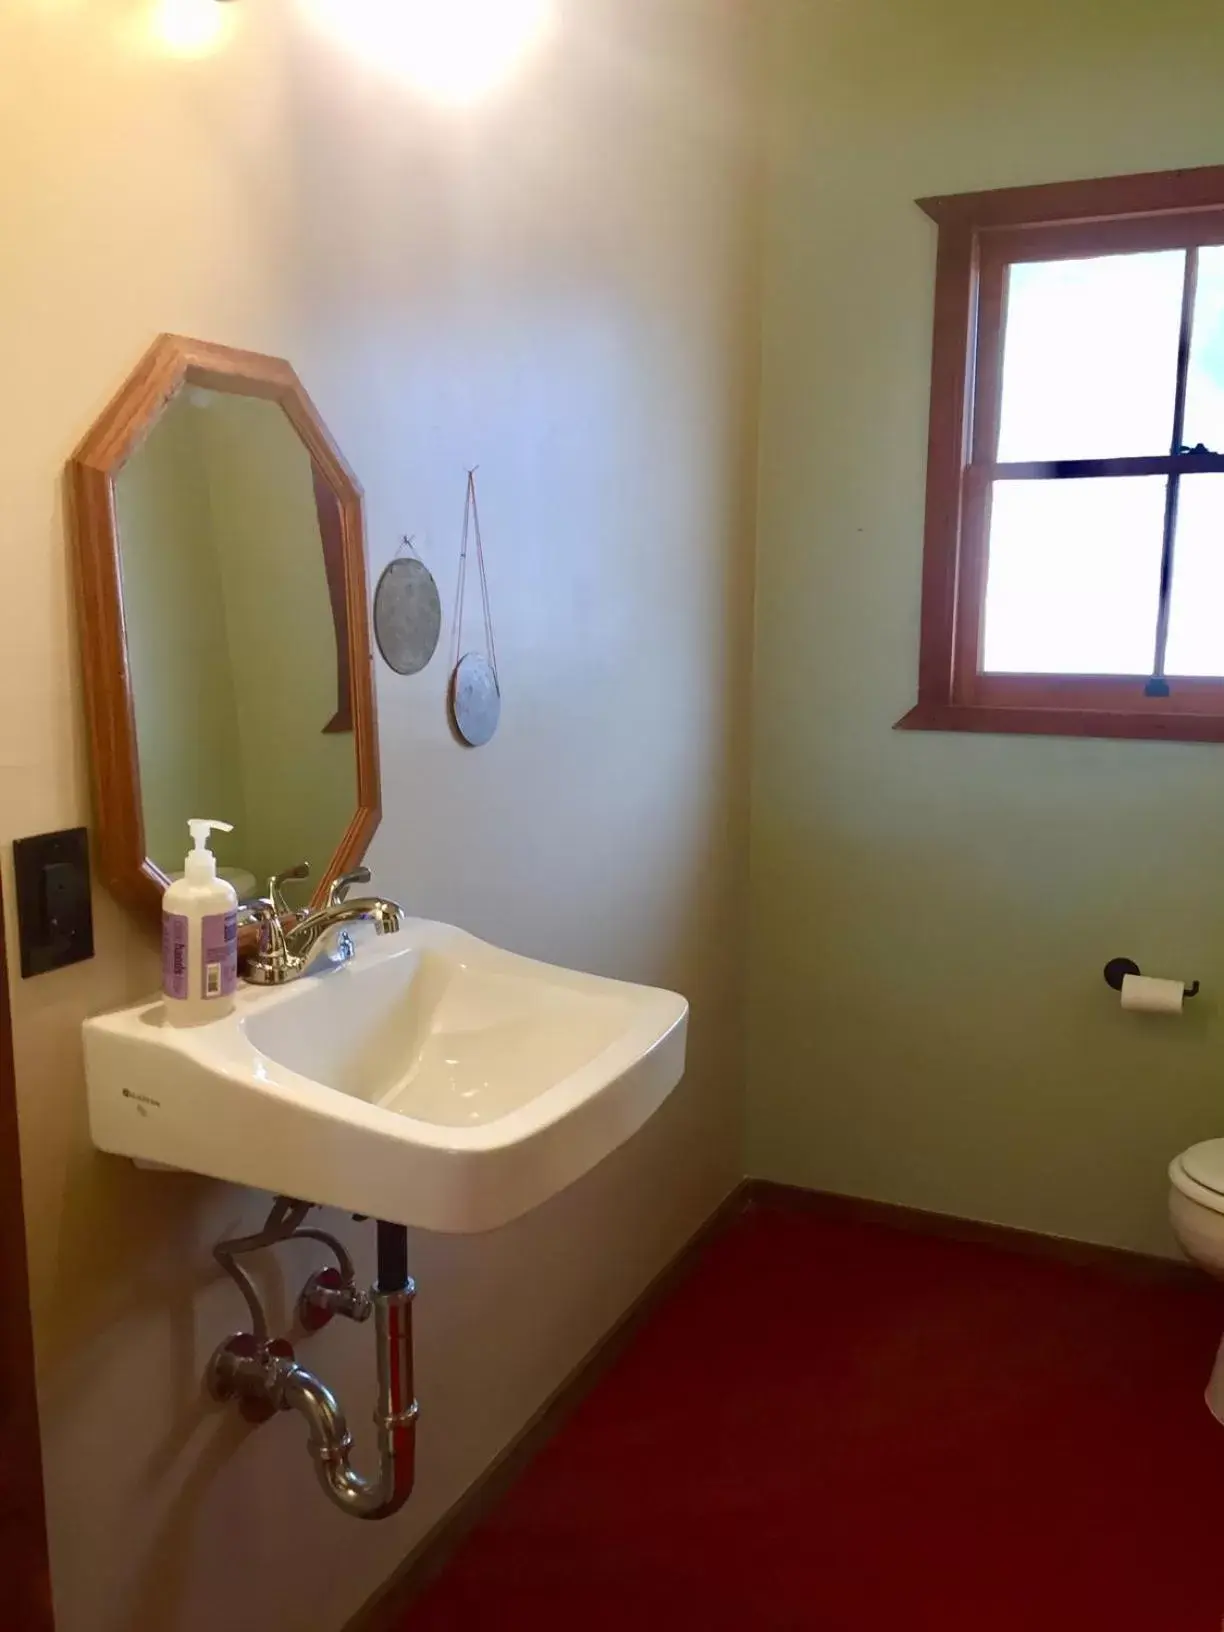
[270,863,311,919]
[244,898,289,961]
[241,898,307,986]
[328,868,372,909]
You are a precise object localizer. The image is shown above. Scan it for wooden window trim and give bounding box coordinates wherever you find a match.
[897,163,1224,745]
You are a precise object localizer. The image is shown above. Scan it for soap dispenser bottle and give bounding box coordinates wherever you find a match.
[162,819,239,1026]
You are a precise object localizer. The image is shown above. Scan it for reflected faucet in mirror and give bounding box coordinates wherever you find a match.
[243,863,403,986]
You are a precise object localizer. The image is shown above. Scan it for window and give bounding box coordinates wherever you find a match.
[900,164,1224,743]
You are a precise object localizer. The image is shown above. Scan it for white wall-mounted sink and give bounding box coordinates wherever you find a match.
[84,921,688,1233]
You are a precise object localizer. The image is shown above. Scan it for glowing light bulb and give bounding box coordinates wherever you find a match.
[150,0,233,59]
[303,0,556,104]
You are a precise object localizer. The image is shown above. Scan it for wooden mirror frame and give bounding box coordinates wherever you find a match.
[69,334,381,927]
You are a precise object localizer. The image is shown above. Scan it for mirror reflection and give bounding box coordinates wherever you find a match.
[114,388,358,901]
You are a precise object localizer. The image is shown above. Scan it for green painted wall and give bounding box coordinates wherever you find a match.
[115,390,357,896]
[115,396,249,877]
[750,0,1224,1256]
[199,394,357,893]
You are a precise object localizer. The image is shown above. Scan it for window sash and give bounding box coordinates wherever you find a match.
[983,455,1224,479]
[965,234,1218,693]
[901,167,1224,742]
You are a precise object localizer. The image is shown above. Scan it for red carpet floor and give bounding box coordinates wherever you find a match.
[403,1201,1224,1630]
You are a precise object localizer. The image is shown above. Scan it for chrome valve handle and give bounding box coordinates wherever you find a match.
[328,868,372,909]
[240,898,306,986]
[270,862,311,919]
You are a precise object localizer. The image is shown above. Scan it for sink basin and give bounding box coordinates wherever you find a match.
[83,920,688,1233]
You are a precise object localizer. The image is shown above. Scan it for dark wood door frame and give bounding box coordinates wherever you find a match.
[0,878,55,1628]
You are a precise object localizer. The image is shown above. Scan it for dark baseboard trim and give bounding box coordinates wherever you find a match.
[745,1179,1205,1288]
[344,1182,751,1632]
[347,1175,1204,1628]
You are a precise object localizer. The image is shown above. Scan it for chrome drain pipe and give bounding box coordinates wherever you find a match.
[280,1283,417,1520]
[207,1206,418,1522]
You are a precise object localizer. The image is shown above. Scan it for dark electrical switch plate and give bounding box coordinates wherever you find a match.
[13,828,94,978]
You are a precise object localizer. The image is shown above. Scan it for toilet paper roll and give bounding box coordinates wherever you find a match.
[1120,974,1184,1015]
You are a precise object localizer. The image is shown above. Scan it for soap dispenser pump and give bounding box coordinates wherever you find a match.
[162,819,239,1026]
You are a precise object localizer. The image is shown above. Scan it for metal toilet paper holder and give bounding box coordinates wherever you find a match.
[1103,958,1200,999]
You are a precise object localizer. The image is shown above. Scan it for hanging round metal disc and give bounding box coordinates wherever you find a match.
[449,652,501,747]
[373,556,442,677]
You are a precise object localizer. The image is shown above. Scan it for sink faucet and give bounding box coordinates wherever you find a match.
[243,865,404,986]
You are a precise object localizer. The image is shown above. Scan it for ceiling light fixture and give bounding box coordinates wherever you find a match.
[305,0,556,104]
[203,0,556,103]
[153,0,234,56]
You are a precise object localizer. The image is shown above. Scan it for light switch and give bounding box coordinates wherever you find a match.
[13,828,94,977]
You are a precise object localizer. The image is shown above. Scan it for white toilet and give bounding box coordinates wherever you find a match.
[1168,1139,1224,1422]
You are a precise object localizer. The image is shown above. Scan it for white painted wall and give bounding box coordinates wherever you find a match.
[0,2,759,1628]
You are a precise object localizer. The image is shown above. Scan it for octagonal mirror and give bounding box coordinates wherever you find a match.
[70,335,380,926]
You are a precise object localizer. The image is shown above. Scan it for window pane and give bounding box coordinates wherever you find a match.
[1182,247,1224,455]
[982,478,1166,673]
[996,253,1185,462]
[1165,475,1224,675]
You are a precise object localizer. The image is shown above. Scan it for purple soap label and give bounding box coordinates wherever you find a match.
[202,911,238,1001]
[163,914,189,1000]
